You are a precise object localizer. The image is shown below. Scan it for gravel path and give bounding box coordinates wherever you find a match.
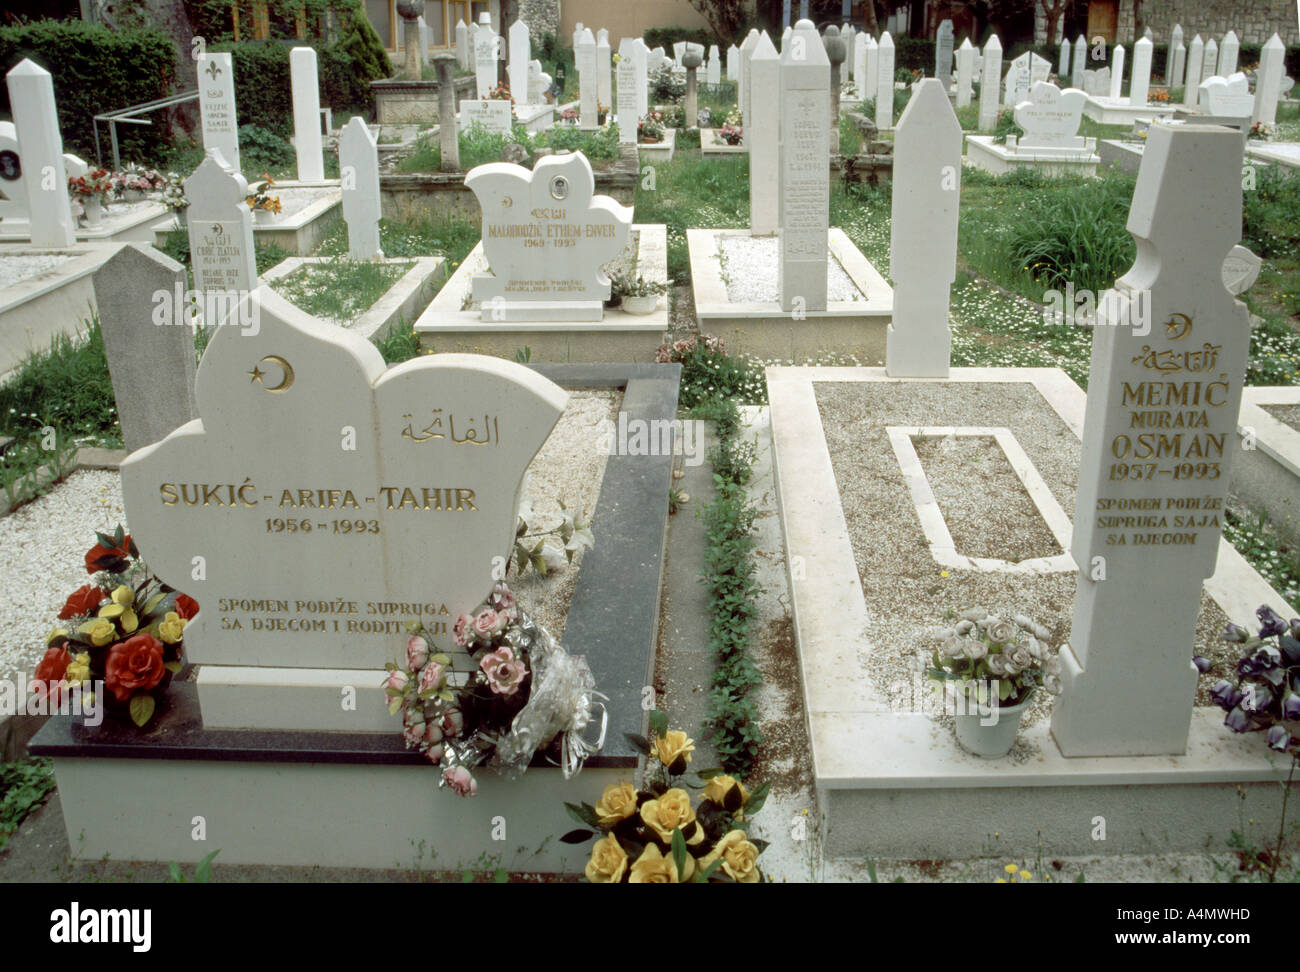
[0,254,78,290]
[0,470,125,688]
[719,236,863,304]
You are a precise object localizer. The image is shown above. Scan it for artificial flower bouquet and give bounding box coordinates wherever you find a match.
[928,608,1064,707]
[67,168,113,204]
[32,526,197,727]
[385,582,605,797]
[486,82,514,103]
[560,712,770,883]
[110,165,166,198]
[245,174,282,214]
[1211,605,1300,751]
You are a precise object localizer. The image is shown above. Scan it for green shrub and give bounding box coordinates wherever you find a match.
[644,26,718,50]
[0,21,177,160]
[237,124,294,171]
[1243,164,1300,258]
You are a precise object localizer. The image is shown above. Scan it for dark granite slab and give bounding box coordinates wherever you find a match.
[29,364,681,770]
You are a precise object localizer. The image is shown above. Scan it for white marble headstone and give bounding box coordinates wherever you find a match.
[184,151,256,322]
[0,121,30,226]
[466,153,632,318]
[508,19,530,107]
[475,13,498,99]
[1015,82,1087,148]
[1200,72,1254,118]
[197,53,240,172]
[778,20,830,312]
[339,117,381,260]
[290,47,324,182]
[459,100,513,134]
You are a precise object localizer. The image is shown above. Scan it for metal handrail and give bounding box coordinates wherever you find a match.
[92,89,199,169]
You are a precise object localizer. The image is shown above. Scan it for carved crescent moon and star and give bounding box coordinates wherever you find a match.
[248,355,295,393]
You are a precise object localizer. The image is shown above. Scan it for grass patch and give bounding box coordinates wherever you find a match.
[398,122,620,173]
[634,154,749,284]
[267,257,413,325]
[0,318,119,448]
[0,758,55,851]
[1223,509,1300,605]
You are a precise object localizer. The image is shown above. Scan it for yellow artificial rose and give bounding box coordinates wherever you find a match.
[46,627,68,645]
[80,618,116,647]
[628,843,695,883]
[702,774,750,813]
[639,787,704,845]
[654,729,695,770]
[699,829,761,883]
[98,587,138,632]
[64,652,91,685]
[594,781,638,825]
[158,611,187,644]
[584,835,629,883]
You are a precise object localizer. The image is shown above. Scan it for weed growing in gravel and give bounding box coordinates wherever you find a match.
[267,257,412,325]
[1222,510,1300,605]
[0,757,55,851]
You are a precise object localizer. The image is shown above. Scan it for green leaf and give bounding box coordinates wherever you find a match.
[195,849,220,882]
[564,801,602,829]
[671,827,687,879]
[163,660,182,674]
[696,767,724,780]
[141,592,167,616]
[561,828,595,844]
[493,868,509,883]
[698,858,724,882]
[129,693,155,727]
[647,709,668,738]
[867,859,879,883]
[168,861,184,883]
[623,732,652,756]
[744,781,771,815]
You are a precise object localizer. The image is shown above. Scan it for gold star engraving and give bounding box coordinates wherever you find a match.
[248,364,266,384]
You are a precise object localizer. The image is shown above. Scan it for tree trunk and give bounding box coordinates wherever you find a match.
[1039,0,1067,48]
[863,0,880,33]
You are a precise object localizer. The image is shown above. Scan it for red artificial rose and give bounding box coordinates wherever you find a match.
[58,585,108,620]
[85,535,131,574]
[174,593,200,620]
[104,633,166,702]
[32,646,70,703]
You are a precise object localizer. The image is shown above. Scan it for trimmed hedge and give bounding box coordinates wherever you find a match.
[645,25,719,51]
[0,21,177,161]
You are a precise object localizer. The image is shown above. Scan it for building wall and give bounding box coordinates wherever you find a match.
[559,0,718,45]
[1126,0,1297,45]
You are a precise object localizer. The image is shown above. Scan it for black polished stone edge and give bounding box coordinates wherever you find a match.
[28,364,681,771]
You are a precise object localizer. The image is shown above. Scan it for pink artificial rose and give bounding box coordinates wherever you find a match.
[407,635,429,670]
[442,709,464,738]
[425,723,444,746]
[443,765,478,797]
[492,583,516,612]
[384,670,408,693]
[473,609,507,639]
[452,613,474,647]
[403,721,427,747]
[418,662,445,695]
[425,743,444,765]
[480,646,527,697]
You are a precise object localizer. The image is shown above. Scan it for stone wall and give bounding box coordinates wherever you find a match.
[520,0,561,38]
[1128,0,1298,45]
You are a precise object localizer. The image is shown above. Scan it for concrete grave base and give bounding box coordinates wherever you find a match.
[768,366,1298,860]
[1082,94,1174,125]
[687,228,892,362]
[965,135,1100,178]
[1098,138,1146,173]
[1235,386,1300,548]
[0,201,169,246]
[1246,140,1300,170]
[0,244,111,377]
[153,182,343,256]
[260,255,445,341]
[637,127,676,162]
[415,224,668,363]
[698,129,747,155]
[30,363,680,870]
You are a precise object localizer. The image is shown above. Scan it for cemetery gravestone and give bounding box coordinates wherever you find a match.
[1201,73,1254,118]
[1254,34,1285,126]
[876,31,896,129]
[708,45,721,86]
[509,20,530,107]
[935,20,954,90]
[887,79,960,377]
[290,47,324,182]
[0,121,30,228]
[1130,36,1153,106]
[750,32,780,235]
[576,29,598,129]
[1109,45,1125,100]
[1015,82,1088,148]
[119,288,569,715]
[475,14,497,99]
[597,34,612,111]
[1051,121,1251,757]
[465,153,632,321]
[1169,24,1184,86]
[727,44,739,81]
[634,40,649,117]
[460,100,513,134]
[1203,37,1218,79]
[456,19,469,69]
[1184,35,1204,106]
[616,39,638,145]
[185,151,257,321]
[1071,34,1086,88]
[197,53,241,172]
[1059,36,1070,77]
[340,116,383,260]
[6,61,75,246]
[739,29,760,121]
[1220,31,1239,78]
[979,35,1002,130]
[95,244,196,453]
[778,20,830,312]
[955,38,975,108]
[864,35,879,101]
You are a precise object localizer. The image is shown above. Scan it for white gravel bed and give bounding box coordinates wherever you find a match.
[0,469,125,688]
[718,235,863,304]
[0,254,78,290]
[1263,403,1300,433]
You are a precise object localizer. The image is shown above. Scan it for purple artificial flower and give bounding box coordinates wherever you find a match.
[1210,680,1243,711]
[1223,623,1251,644]
[1257,606,1287,639]
[1225,705,1256,733]
[1268,725,1292,752]
[1193,656,1212,674]
[1238,645,1284,686]
[1283,691,1300,722]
